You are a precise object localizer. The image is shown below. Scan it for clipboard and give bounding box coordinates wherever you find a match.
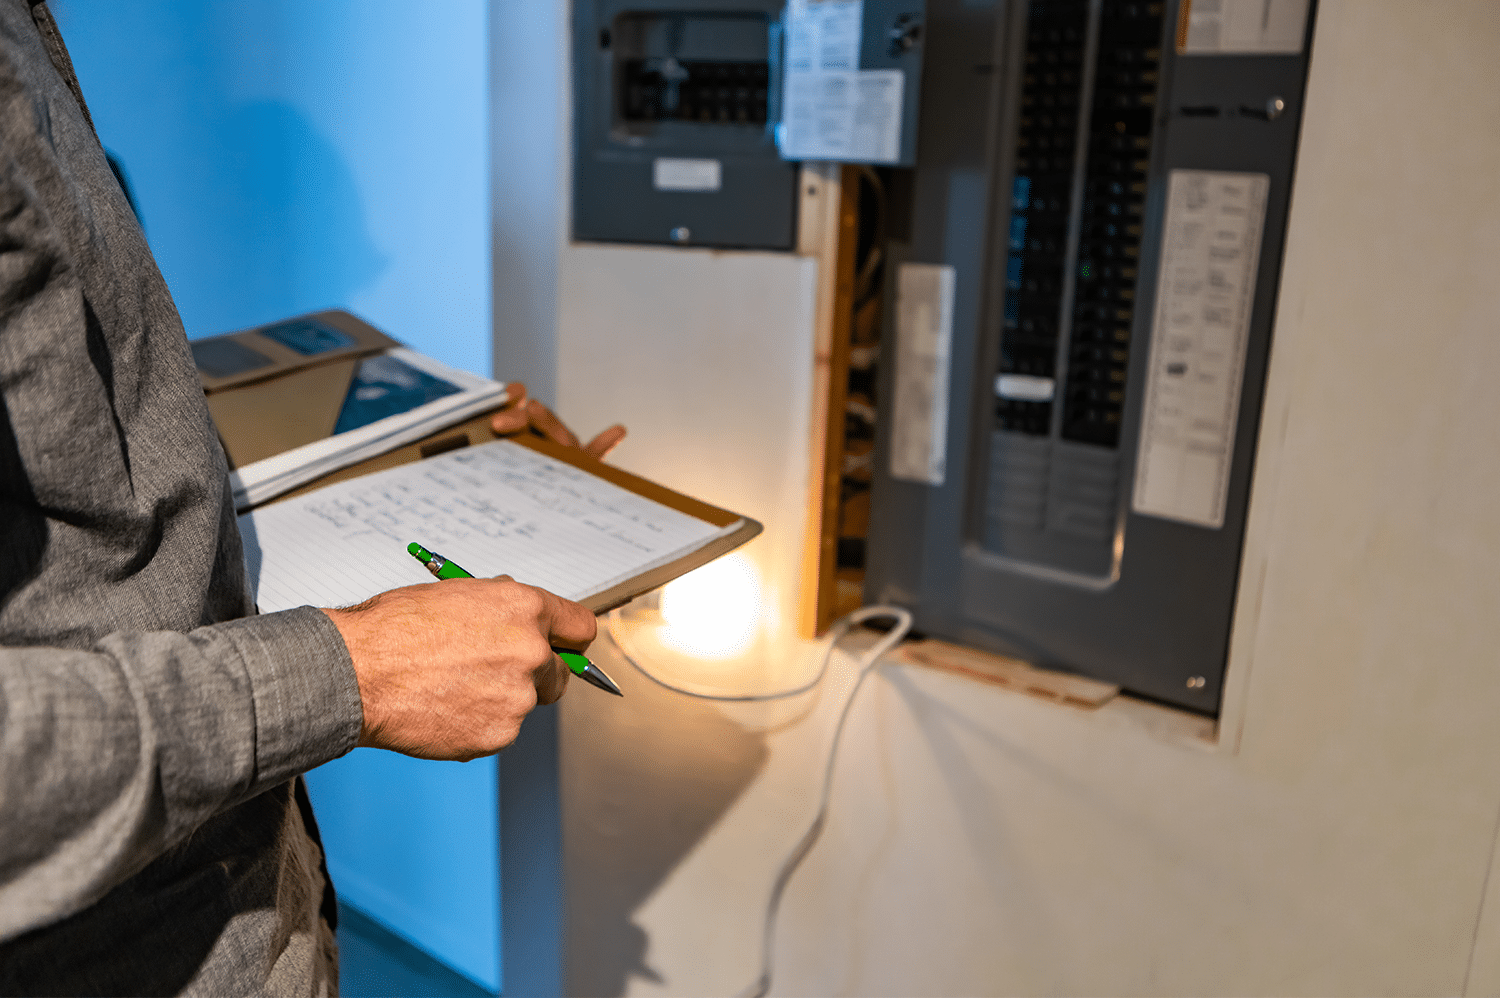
[203,312,762,614]
[261,408,762,614]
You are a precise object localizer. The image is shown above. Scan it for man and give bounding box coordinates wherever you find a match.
[0,2,619,991]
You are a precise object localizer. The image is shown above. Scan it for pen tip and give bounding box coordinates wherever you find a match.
[582,664,624,697]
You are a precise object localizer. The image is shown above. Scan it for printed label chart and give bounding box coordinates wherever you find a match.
[1132,170,1269,529]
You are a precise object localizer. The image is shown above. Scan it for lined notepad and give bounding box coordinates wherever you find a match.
[241,439,737,613]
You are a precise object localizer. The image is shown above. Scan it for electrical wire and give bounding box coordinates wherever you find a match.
[606,604,913,996]
[607,603,850,702]
[852,165,888,309]
[735,606,912,998]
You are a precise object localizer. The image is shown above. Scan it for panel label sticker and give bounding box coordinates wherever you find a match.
[787,0,862,72]
[780,0,906,164]
[1177,0,1311,54]
[652,158,722,192]
[890,263,955,485]
[1132,170,1269,529]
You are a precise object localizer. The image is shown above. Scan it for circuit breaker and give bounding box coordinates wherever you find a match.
[865,0,1315,714]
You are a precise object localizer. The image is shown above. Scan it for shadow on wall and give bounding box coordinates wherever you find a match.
[112,99,386,339]
[561,638,769,997]
[176,100,387,336]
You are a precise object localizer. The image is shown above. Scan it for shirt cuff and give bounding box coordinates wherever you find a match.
[212,606,364,790]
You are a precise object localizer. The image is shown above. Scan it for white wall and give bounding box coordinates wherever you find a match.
[498,0,1500,994]
[557,244,822,693]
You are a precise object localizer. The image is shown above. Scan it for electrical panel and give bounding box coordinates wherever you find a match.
[865,0,1315,714]
[573,1,798,249]
[572,1,927,249]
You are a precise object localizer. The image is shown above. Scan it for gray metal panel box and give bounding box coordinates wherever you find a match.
[865,0,1316,715]
[573,1,798,250]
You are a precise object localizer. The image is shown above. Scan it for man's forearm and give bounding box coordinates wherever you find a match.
[0,607,361,943]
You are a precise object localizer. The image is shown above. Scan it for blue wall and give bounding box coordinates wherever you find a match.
[56,0,491,376]
[57,3,504,991]
[306,750,500,992]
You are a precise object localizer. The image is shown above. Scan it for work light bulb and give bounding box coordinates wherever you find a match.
[657,554,762,659]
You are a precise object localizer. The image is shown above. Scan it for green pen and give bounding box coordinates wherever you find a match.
[406,542,623,697]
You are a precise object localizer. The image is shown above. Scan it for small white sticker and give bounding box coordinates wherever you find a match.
[652,158,722,192]
[1133,170,1269,529]
[890,263,955,485]
[996,374,1055,402]
[1179,0,1310,54]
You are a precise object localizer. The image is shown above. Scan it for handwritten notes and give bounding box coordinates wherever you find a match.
[241,440,731,612]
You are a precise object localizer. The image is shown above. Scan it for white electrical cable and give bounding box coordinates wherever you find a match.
[605,604,914,998]
[605,603,895,703]
[736,606,912,998]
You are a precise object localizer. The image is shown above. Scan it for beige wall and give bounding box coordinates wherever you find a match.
[537,1,1500,994]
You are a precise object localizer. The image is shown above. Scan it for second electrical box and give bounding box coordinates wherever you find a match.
[573,1,797,250]
[865,0,1316,715]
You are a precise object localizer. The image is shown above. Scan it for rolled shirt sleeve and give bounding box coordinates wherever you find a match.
[0,607,363,942]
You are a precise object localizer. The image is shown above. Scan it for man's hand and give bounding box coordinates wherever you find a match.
[491,381,627,460]
[320,387,621,761]
[322,577,596,761]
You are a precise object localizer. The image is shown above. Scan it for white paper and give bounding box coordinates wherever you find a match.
[780,0,906,164]
[1132,170,1269,529]
[228,347,506,511]
[781,69,904,164]
[890,263,955,485]
[1180,0,1310,54]
[787,0,863,73]
[241,439,736,612]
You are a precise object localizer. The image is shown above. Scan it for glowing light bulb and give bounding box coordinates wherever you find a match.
[657,554,762,659]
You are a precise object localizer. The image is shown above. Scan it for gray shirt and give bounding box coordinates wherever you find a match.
[0,2,365,992]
